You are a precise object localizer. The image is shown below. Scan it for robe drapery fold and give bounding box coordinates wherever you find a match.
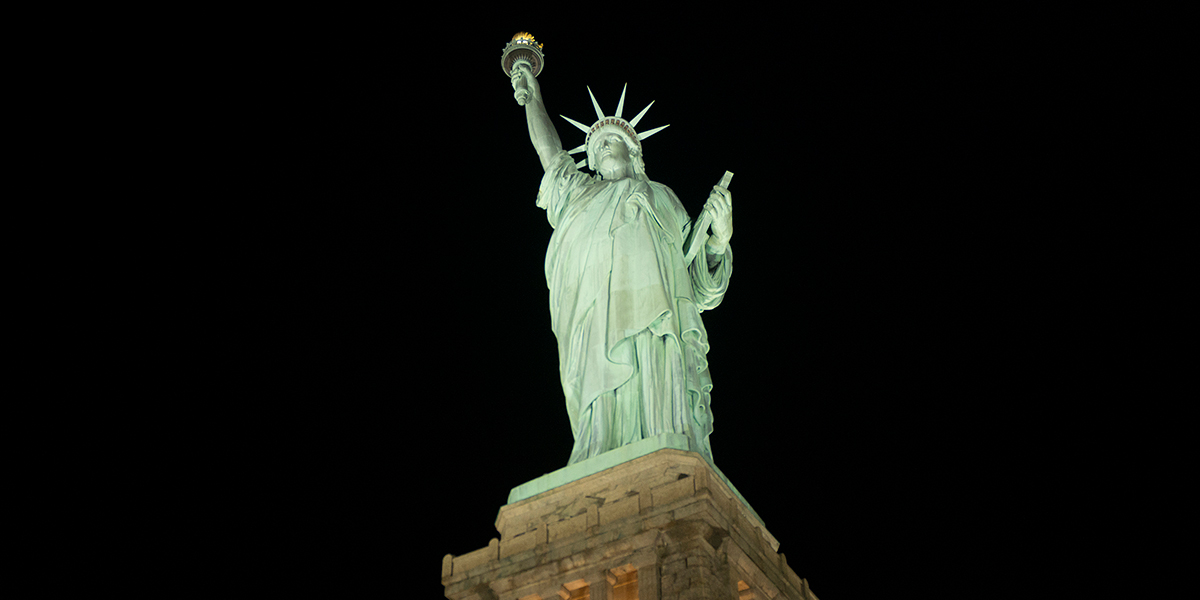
[537,151,731,464]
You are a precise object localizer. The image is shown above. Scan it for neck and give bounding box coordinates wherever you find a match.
[598,165,632,180]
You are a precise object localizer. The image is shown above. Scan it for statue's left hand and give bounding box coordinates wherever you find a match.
[705,185,733,252]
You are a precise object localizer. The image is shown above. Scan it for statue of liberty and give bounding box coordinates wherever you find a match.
[509,48,734,466]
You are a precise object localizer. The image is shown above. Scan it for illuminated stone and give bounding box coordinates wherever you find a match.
[441,448,818,600]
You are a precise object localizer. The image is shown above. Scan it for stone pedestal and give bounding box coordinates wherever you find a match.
[442,444,818,600]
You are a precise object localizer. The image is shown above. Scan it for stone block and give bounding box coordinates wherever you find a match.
[671,497,709,522]
[641,511,674,530]
[652,476,695,507]
[548,513,588,543]
[501,526,545,560]
[585,528,620,549]
[636,487,652,512]
[453,539,499,576]
[547,536,588,562]
[598,495,639,527]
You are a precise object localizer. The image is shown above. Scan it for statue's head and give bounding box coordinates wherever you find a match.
[561,85,667,181]
[588,126,644,180]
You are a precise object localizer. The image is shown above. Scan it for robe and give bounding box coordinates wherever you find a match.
[536,150,732,464]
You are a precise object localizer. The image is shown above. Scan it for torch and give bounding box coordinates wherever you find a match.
[501,32,544,106]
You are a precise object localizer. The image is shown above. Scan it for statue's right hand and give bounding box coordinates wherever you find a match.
[511,66,538,106]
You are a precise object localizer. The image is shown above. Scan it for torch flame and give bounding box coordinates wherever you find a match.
[511,32,543,49]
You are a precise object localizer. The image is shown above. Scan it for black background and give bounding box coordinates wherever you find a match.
[175,12,1085,598]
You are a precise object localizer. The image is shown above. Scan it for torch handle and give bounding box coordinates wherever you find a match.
[511,60,532,106]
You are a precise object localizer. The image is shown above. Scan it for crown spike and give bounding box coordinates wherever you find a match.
[587,86,605,122]
[567,143,588,155]
[629,101,655,128]
[636,124,670,141]
[616,84,627,119]
[560,115,592,134]
[575,159,588,169]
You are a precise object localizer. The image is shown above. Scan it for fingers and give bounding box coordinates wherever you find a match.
[511,69,539,106]
[511,70,532,105]
[511,68,531,91]
[707,186,732,216]
[710,185,731,205]
[704,184,733,244]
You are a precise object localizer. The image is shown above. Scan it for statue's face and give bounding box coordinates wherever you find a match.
[593,132,632,178]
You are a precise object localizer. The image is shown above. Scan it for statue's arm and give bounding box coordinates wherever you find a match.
[691,244,732,311]
[513,67,563,172]
[689,185,733,308]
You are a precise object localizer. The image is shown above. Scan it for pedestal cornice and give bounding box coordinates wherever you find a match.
[442,446,817,600]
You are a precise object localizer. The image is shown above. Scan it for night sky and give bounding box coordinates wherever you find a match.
[187,15,1061,598]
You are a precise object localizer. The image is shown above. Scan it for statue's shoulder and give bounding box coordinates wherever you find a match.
[645,180,691,224]
[543,152,596,193]
[648,180,685,207]
[648,179,678,198]
[547,150,587,178]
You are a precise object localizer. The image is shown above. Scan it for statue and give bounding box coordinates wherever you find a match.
[505,34,734,466]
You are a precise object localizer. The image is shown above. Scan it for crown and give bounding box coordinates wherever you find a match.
[560,84,669,172]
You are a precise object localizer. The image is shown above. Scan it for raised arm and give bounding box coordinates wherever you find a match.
[512,66,563,172]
